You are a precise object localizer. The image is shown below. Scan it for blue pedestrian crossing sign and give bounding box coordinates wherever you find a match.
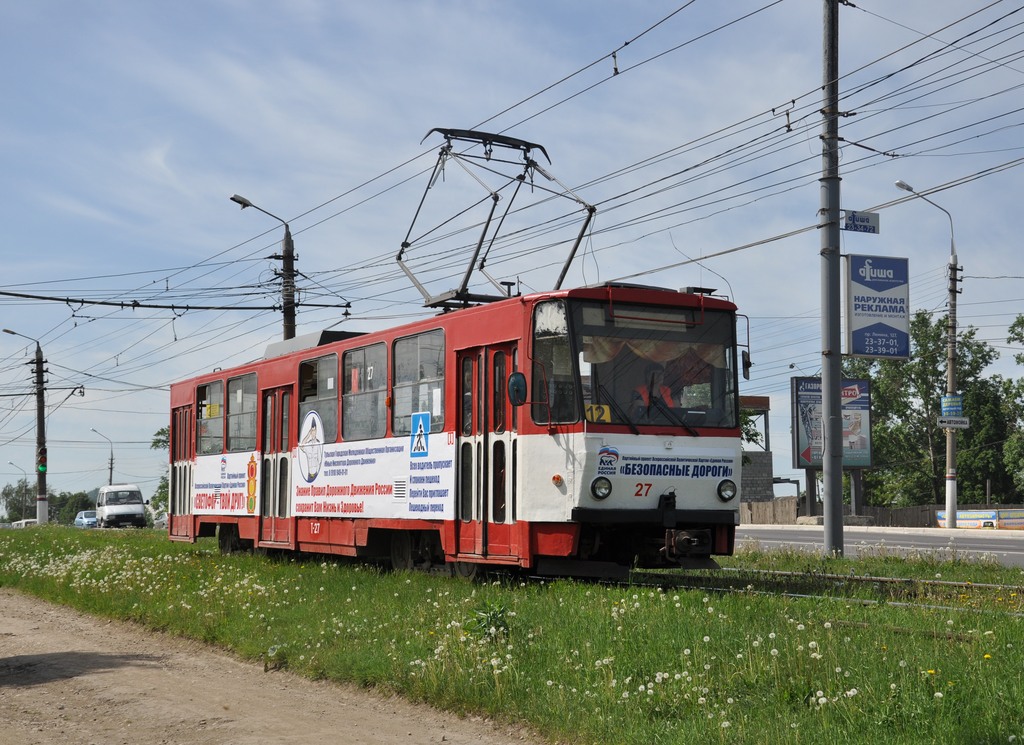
[410,412,430,458]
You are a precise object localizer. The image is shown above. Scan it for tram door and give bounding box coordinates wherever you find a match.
[168,405,193,540]
[456,344,518,559]
[259,387,293,545]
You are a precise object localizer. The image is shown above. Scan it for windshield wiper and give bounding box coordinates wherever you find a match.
[650,396,701,437]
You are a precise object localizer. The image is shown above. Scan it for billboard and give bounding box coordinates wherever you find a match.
[845,254,910,359]
[791,377,872,470]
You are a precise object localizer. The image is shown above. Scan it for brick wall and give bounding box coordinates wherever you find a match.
[741,450,774,501]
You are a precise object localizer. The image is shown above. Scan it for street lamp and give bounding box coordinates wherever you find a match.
[2,328,48,524]
[230,194,297,340]
[91,427,114,485]
[894,179,960,528]
[7,461,28,520]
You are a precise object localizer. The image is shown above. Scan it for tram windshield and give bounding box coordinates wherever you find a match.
[531,299,738,429]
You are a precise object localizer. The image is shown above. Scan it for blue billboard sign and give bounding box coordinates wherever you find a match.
[845,254,910,359]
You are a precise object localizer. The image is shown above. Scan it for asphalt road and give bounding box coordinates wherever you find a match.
[737,524,1024,568]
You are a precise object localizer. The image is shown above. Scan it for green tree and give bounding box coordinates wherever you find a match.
[956,376,1022,503]
[1,478,33,521]
[1000,316,1024,500]
[843,310,1010,506]
[150,426,169,517]
[57,491,95,524]
[1009,314,1024,365]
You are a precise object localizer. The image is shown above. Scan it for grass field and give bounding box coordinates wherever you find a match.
[2,526,1022,744]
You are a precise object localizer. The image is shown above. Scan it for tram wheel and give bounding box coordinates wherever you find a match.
[389,532,414,571]
[450,561,479,580]
[217,524,243,555]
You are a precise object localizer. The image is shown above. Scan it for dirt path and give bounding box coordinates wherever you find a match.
[0,589,543,745]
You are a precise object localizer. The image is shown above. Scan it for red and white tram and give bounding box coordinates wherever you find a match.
[168,282,743,576]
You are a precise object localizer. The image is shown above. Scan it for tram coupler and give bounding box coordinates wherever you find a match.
[662,528,712,559]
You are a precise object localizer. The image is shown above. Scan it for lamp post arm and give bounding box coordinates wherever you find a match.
[916,193,957,260]
[91,428,114,485]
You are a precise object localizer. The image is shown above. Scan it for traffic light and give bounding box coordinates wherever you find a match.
[36,447,47,474]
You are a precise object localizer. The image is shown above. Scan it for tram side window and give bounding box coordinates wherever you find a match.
[298,354,338,443]
[197,381,224,455]
[392,329,445,435]
[226,373,257,452]
[531,301,578,423]
[343,344,387,440]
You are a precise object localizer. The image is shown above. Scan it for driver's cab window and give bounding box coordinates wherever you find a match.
[531,301,578,424]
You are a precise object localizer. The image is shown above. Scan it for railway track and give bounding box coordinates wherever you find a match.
[628,567,1024,615]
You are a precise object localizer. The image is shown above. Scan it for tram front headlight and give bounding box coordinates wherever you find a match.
[717,479,738,502]
[591,477,612,500]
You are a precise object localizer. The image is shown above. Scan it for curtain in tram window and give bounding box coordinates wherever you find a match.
[582,336,625,363]
[625,339,678,364]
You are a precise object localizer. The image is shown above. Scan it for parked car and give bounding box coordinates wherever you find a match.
[74,510,98,528]
[11,519,38,528]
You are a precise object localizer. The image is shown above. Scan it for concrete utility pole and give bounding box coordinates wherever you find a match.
[895,180,960,527]
[819,0,844,555]
[4,328,48,524]
[230,194,297,340]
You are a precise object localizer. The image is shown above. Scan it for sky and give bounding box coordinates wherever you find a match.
[1,1,1022,503]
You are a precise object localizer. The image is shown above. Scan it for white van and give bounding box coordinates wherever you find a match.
[96,484,148,528]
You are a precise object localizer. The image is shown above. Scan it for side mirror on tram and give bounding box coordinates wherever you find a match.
[508,371,528,407]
